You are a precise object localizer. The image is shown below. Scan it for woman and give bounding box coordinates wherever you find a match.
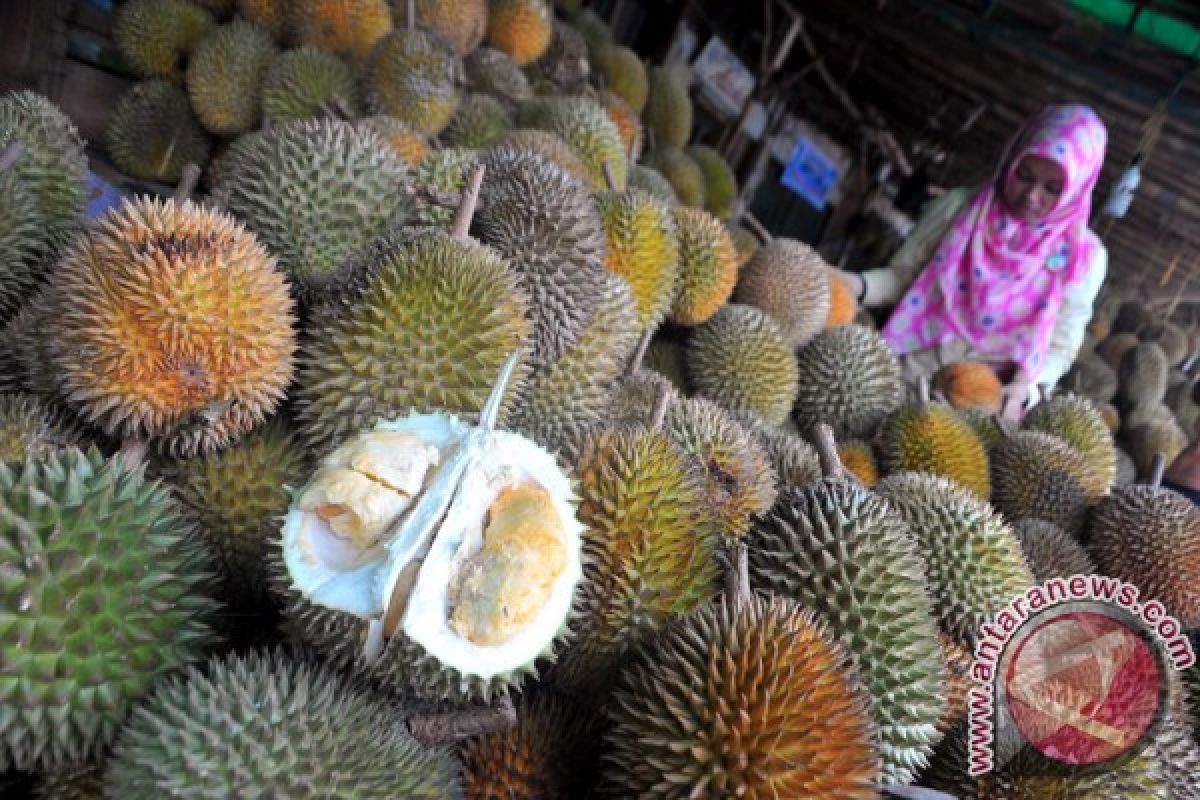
[834,105,1109,420]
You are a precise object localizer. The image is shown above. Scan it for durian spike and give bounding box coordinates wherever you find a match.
[0,139,27,172]
[173,164,201,203]
[1149,451,1167,489]
[408,694,517,746]
[649,382,671,432]
[742,212,772,244]
[603,160,619,192]
[724,541,751,609]
[479,349,521,432]
[451,163,486,242]
[624,327,654,377]
[810,422,845,480]
[318,98,353,121]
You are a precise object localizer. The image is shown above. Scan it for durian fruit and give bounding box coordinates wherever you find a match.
[155,418,309,608]
[730,409,822,488]
[989,430,1105,535]
[238,0,287,38]
[411,0,488,56]
[214,117,412,295]
[568,8,611,60]
[733,237,832,348]
[598,89,643,161]
[260,46,360,124]
[1063,353,1118,403]
[686,304,799,426]
[727,222,760,268]
[500,128,593,185]
[1116,446,1138,486]
[0,291,60,399]
[825,273,858,327]
[549,426,721,694]
[880,385,991,499]
[669,206,740,326]
[644,336,689,392]
[470,144,609,369]
[32,764,105,799]
[608,369,677,427]
[1118,341,1170,411]
[105,648,464,798]
[515,95,627,190]
[293,228,532,453]
[289,0,394,63]
[687,144,738,220]
[933,361,1003,413]
[1097,331,1141,371]
[1023,392,1117,491]
[838,438,879,487]
[1127,417,1189,478]
[644,145,705,207]
[0,156,47,323]
[460,690,601,799]
[186,18,278,136]
[935,633,975,734]
[642,65,692,148]
[510,273,640,454]
[356,113,431,165]
[0,392,87,462]
[1112,299,1155,335]
[924,721,1168,799]
[0,91,89,263]
[365,27,463,136]
[602,591,881,798]
[1142,320,1190,367]
[876,472,1035,644]
[1098,400,1121,432]
[746,429,947,784]
[1089,471,1200,629]
[595,45,647,112]
[486,0,554,65]
[442,93,514,149]
[464,47,533,104]
[45,197,297,458]
[628,163,678,205]
[1010,518,1095,582]
[105,80,212,185]
[0,446,220,772]
[958,407,1013,452]
[113,0,216,81]
[595,186,680,330]
[523,20,590,94]
[409,146,480,229]
[793,324,904,438]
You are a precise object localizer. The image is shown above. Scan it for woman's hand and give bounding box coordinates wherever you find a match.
[1000,378,1037,423]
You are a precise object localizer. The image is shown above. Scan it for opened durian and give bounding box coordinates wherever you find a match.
[281,352,584,702]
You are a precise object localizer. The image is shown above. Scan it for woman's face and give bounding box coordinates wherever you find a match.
[1003,154,1066,222]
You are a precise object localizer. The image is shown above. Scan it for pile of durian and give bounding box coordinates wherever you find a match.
[1,1,1199,798]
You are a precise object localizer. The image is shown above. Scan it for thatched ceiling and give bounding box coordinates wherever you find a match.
[685,0,1200,314]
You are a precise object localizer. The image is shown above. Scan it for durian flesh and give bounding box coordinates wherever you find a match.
[282,356,584,684]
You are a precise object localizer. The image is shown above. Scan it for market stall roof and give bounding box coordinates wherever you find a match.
[695,0,1200,314]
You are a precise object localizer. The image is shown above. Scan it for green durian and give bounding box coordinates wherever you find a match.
[0,447,220,772]
[644,336,690,393]
[500,128,593,186]
[523,20,590,94]
[687,144,738,219]
[628,164,679,205]
[515,95,627,190]
[730,409,823,489]
[410,0,488,56]
[989,430,1105,535]
[1024,392,1117,491]
[594,44,647,112]
[410,147,480,229]
[0,392,87,462]
[568,9,611,61]
[1117,341,1169,411]
[643,65,692,148]
[260,46,360,124]
[0,157,45,322]
[792,324,904,438]
[595,186,680,329]
[105,80,212,184]
[186,18,278,135]
[463,46,533,104]
[441,93,514,149]
[1010,518,1096,582]
[32,764,105,800]
[669,206,739,325]
[644,146,705,207]
[105,648,465,798]
[365,28,463,136]
[356,114,431,166]
[1063,353,1118,403]
[880,395,991,499]
[113,0,216,81]
[214,117,412,295]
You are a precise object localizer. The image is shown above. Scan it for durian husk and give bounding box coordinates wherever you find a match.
[837,438,879,487]
[595,187,679,330]
[0,392,89,463]
[642,65,692,149]
[880,401,992,499]
[260,46,360,125]
[686,144,738,220]
[1117,341,1169,412]
[113,0,216,81]
[732,409,823,489]
[1097,331,1141,371]
[598,89,643,161]
[410,0,488,56]
[356,114,431,166]
[464,46,533,105]
[514,95,627,191]
[602,592,882,798]
[733,238,832,349]
[933,360,1003,413]
[644,146,705,207]
[500,128,593,186]
[989,430,1106,535]
[825,273,858,328]
[595,44,647,112]
[628,164,679,206]
[644,337,690,393]
[364,28,463,136]
[1024,392,1118,492]
[1125,417,1189,479]
[186,18,278,136]
[442,93,514,149]
[669,206,740,326]
[792,324,904,438]
[105,79,212,184]
[1010,518,1096,582]
[289,0,394,64]
[486,0,554,66]
[1063,353,1118,404]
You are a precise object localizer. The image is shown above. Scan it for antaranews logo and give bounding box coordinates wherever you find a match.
[967,574,1195,776]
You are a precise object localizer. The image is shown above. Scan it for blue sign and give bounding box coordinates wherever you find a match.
[781,137,839,210]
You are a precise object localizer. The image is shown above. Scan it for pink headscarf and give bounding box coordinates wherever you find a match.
[881,105,1108,379]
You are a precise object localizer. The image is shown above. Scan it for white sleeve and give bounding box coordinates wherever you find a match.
[1035,242,1107,390]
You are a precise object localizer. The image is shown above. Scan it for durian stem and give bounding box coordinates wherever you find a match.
[118,439,148,468]
[173,164,201,203]
[406,0,415,30]
[724,542,751,608]
[0,140,26,173]
[630,127,644,160]
[1149,452,1167,489]
[408,694,517,746]
[649,384,671,432]
[917,376,932,408]
[603,160,619,191]
[451,163,486,242]
[810,422,845,480]
[742,212,772,244]
[624,327,654,377]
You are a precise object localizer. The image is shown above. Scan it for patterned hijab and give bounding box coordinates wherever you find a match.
[881,105,1108,379]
